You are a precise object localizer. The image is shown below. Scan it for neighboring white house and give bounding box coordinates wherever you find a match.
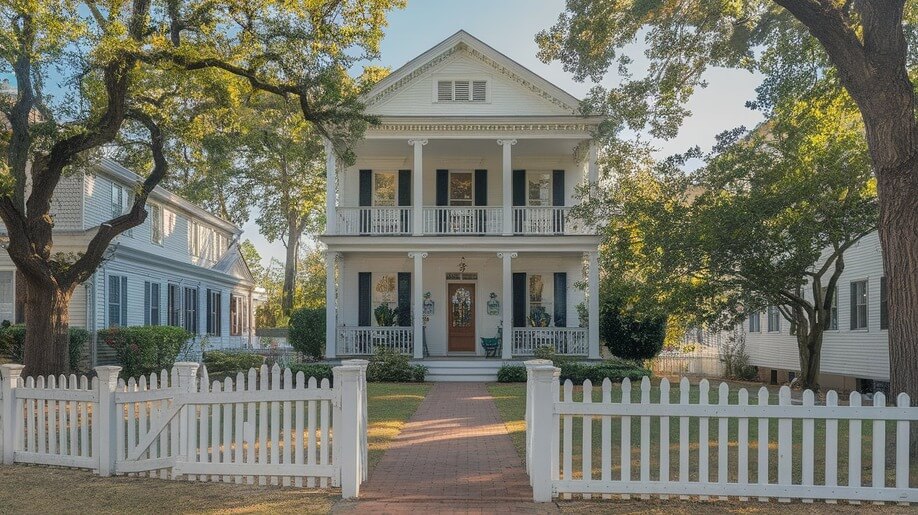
[741,230,889,392]
[319,30,603,369]
[0,158,259,365]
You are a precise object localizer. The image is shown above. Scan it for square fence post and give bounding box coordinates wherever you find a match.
[333,365,362,499]
[529,365,557,502]
[94,365,122,476]
[341,359,369,482]
[524,359,552,478]
[1,364,25,464]
[173,362,199,470]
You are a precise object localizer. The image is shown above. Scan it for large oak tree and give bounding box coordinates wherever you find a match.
[0,0,403,376]
[539,0,918,402]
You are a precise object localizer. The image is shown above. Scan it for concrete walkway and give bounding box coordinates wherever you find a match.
[334,382,558,514]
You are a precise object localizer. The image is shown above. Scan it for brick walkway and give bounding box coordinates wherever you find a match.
[334,382,558,514]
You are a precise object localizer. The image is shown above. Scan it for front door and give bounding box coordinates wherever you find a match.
[448,283,476,352]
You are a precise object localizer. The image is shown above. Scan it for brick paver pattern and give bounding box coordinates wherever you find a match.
[334,382,558,514]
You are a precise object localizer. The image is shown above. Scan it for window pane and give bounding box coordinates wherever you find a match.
[373,172,396,206]
[449,172,473,205]
[527,172,551,206]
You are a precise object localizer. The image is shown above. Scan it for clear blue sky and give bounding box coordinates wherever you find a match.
[245,0,765,268]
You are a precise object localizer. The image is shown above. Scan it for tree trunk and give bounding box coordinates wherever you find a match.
[795,327,823,392]
[21,277,74,378]
[282,223,301,317]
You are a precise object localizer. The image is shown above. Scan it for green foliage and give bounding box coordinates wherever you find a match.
[373,304,397,326]
[533,345,574,365]
[366,347,426,382]
[600,301,666,361]
[497,365,527,383]
[202,351,265,377]
[99,326,192,379]
[558,361,650,386]
[720,334,759,382]
[287,363,334,383]
[288,307,326,359]
[0,324,89,373]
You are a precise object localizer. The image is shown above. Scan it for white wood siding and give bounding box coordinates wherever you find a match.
[367,53,574,117]
[743,231,889,380]
[49,174,84,231]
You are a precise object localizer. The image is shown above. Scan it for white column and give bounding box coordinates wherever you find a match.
[325,251,338,359]
[497,139,517,235]
[324,138,337,234]
[498,252,518,359]
[332,365,362,499]
[588,140,599,186]
[408,139,427,236]
[409,252,428,358]
[1,364,24,464]
[530,364,557,502]
[587,251,601,359]
[95,365,122,476]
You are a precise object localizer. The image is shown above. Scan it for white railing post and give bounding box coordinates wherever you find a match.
[530,365,557,502]
[524,359,552,480]
[341,359,369,482]
[173,362,199,472]
[1,364,25,464]
[94,365,121,476]
[333,365,363,499]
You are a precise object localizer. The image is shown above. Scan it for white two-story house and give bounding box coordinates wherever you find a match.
[319,31,603,375]
[0,157,260,366]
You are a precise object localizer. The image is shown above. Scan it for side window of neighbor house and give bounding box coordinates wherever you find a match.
[189,220,200,257]
[150,203,163,246]
[828,289,838,330]
[880,276,888,330]
[183,286,198,334]
[206,288,222,336]
[111,182,125,219]
[144,281,160,326]
[850,280,868,330]
[748,311,760,333]
[108,275,128,327]
[767,306,780,332]
[167,283,182,327]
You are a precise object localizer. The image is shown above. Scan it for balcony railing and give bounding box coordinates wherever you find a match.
[337,326,413,356]
[333,206,592,236]
[337,207,411,235]
[422,207,503,235]
[512,327,588,356]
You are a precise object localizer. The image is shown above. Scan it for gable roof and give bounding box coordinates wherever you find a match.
[363,30,582,114]
[211,242,256,284]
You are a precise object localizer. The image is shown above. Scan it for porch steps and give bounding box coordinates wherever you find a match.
[418,359,507,382]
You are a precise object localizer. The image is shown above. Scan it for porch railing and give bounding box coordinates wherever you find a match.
[512,206,591,235]
[336,207,411,235]
[337,326,413,356]
[512,327,588,356]
[422,206,503,235]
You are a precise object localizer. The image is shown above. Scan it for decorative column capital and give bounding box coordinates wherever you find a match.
[497,252,518,259]
[408,139,428,147]
[497,139,517,147]
[408,252,429,259]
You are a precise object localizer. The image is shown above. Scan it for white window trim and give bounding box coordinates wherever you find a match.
[432,76,491,104]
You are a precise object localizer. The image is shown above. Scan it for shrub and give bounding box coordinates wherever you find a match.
[497,365,527,382]
[533,345,575,365]
[287,363,334,383]
[0,324,91,372]
[600,302,666,361]
[99,326,191,379]
[288,307,325,359]
[366,347,426,382]
[202,351,264,377]
[720,332,758,381]
[558,360,651,385]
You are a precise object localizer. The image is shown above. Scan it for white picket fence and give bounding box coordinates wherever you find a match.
[0,361,368,498]
[524,361,918,504]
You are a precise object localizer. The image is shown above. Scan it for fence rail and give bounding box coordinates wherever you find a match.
[337,207,411,235]
[0,362,368,499]
[524,362,917,504]
[512,327,588,356]
[337,326,413,356]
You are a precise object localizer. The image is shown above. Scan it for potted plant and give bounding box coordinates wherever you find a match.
[528,306,552,327]
[374,303,397,326]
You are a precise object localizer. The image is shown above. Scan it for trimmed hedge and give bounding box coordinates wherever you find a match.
[497,365,527,383]
[600,302,666,361]
[0,323,90,372]
[202,351,265,377]
[288,363,334,383]
[288,307,325,359]
[366,347,426,382]
[558,361,650,385]
[98,326,191,379]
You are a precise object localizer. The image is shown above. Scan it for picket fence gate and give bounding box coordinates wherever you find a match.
[524,361,918,505]
[0,360,368,498]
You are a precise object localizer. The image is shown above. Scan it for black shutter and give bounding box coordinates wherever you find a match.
[358,272,371,327]
[850,283,857,330]
[474,169,487,233]
[398,169,411,233]
[552,170,565,232]
[144,282,151,326]
[554,273,567,327]
[120,277,127,327]
[512,272,527,328]
[397,272,411,326]
[206,289,213,334]
[512,169,526,233]
[436,169,449,232]
[359,169,372,233]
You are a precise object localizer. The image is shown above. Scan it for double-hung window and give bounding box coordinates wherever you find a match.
[767,305,780,332]
[230,295,247,336]
[144,282,161,326]
[373,171,397,206]
[850,280,868,330]
[183,287,198,334]
[748,311,760,332]
[167,283,182,327]
[206,289,222,336]
[108,275,128,327]
[527,171,552,207]
[448,171,473,206]
[150,203,163,245]
[827,289,838,330]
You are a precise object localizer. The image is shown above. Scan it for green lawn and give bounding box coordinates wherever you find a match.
[366,382,430,471]
[488,380,917,488]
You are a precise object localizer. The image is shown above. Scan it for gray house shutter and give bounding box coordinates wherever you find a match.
[358,272,371,327]
[120,277,127,327]
[553,273,567,327]
[436,169,449,232]
[512,170,526,233]
[359,170,372,233]
[512,272,527,328]
[397,272,411,326]
[850,283,857,330]
[552,170,565,232]
[398,169,411,232]
[474,169,487,232]
[144,282,151,326]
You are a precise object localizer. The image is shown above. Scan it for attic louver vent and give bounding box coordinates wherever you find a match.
[436,80,487,102]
